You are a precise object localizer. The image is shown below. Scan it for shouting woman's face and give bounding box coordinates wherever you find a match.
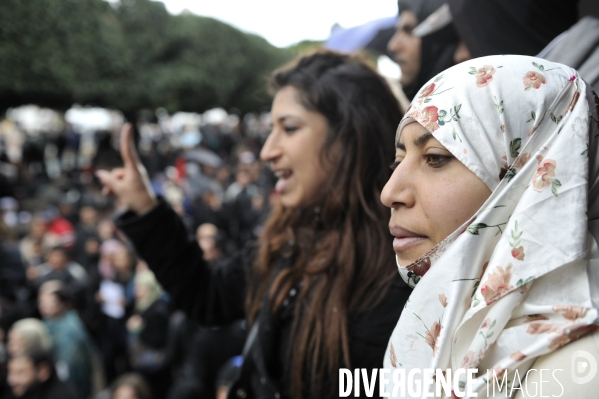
[381,122,491,266]
[260,86,331,208]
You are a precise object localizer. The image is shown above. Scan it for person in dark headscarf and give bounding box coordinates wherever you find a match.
[540,16,599,92]
[387,0,459,100]
[448,0,579,63]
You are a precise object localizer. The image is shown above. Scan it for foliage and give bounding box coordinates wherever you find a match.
[0,0,293,114]
[287,40,323,56]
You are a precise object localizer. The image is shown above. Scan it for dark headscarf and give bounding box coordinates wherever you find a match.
[398,0,446,23]
[448,0,579,58]
[397,0,460,100]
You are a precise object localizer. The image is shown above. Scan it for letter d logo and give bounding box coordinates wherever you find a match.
[571,350,597,385]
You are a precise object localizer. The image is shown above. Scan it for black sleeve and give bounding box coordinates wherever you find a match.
[139,299,171,349]
[346,275,412,398]
[115,198,248,326]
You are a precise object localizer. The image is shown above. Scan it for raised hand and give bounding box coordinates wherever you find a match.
[96,124,158,215]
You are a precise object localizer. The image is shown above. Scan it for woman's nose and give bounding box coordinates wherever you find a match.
[259,131,281,163]
[387,30,402,55]
[381,165,415,209]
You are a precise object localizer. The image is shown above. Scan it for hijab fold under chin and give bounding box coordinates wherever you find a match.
[384,54,599,398]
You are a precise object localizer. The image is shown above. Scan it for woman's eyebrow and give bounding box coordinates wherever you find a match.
[277,115,292,123]
[414,132,434,147]
[396,132,434,150]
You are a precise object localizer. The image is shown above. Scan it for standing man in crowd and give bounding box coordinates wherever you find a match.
[6,350,77,399]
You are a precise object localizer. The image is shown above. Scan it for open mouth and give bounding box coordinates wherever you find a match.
[274,169,293,193]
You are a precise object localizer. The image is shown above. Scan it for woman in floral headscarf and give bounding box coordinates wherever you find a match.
[382,54,599,397]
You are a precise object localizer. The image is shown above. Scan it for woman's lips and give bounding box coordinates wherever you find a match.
[389,225,427,252]
[393,236,426,252]
[274,170,293,194]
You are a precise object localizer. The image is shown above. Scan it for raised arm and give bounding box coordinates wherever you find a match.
[95,124,158,216]
[96,125,247,325]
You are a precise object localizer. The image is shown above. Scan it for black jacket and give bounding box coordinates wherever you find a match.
[116,199,411,399]
[11,375,77,399]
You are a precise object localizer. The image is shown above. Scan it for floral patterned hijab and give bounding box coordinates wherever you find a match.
[384,54,599,397]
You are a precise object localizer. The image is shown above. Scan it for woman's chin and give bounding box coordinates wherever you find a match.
[395,249,434,268]
[395,255,414,268]
[278,193,299,208]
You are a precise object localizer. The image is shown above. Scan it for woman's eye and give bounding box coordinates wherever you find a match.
[425,154,452,168]
[401,26,414,35]
[283,126,299,134]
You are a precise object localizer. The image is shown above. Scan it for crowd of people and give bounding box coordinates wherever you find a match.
[0,1,598,399]
[0,110,276,398]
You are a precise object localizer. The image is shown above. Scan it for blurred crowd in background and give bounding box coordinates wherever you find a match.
[0,0,599,398]
[0,110,276,399]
